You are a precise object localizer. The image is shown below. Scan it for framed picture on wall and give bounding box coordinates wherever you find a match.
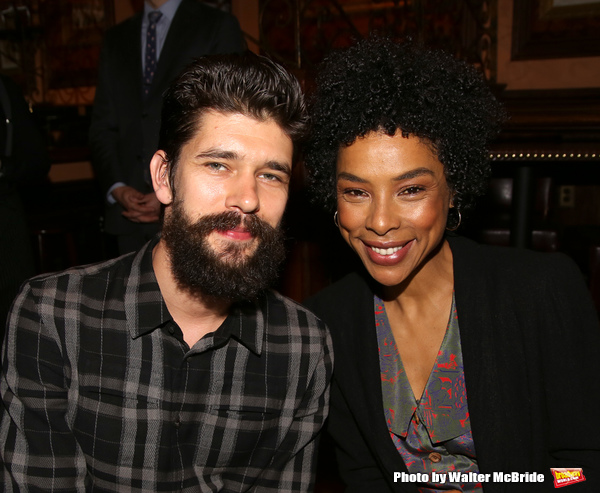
[0,2,39,79]
[512,0,600,60]
[42,0,115,88]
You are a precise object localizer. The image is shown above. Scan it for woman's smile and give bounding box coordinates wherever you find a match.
[336,131,453,287]
[362,239,414,266]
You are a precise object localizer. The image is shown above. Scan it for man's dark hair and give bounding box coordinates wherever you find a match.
[305,37,506,217]
[159,51,308,193]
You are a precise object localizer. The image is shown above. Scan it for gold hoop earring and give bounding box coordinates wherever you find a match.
[333,211,339,227]
[446,209,462,231]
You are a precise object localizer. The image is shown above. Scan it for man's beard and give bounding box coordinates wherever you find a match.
[161,202,286,303]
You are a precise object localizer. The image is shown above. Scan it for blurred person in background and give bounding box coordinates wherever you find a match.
[90,0,245,255]
[0,75,49,339]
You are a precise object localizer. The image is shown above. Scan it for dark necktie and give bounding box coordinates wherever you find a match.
[144,10,162,97]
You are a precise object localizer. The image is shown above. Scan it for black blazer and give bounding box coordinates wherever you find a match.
[89,0,244,235]
[0,76,49,336]
[306,235,600,492]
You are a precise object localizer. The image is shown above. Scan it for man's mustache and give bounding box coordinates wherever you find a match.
[188,210,278,239]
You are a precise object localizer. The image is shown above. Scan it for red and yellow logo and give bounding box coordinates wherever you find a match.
[551,468,586,488]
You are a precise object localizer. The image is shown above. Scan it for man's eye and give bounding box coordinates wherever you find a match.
[262,173,282,182]
[206,162,227,171]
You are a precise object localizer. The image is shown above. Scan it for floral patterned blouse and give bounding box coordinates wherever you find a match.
[375,294,483,492]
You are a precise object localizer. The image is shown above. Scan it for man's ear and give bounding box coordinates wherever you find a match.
[150,150,173,205]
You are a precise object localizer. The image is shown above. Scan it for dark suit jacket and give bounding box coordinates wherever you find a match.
[0,76,49,335]
[89,0,244,236]
[306,235,600,492]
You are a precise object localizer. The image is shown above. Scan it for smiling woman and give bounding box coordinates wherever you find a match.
[304,37,600,493]
[336,133,452,290]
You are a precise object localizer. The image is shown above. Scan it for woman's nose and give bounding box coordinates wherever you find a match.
[365,199,400,236]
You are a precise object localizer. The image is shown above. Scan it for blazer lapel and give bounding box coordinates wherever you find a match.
[341,274,414,481]
[449,235,512,475]
[122,13,144,104]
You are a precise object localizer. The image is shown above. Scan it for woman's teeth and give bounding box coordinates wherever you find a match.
[371,245,403,256]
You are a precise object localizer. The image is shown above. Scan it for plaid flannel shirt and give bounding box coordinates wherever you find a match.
[0,239,332,492]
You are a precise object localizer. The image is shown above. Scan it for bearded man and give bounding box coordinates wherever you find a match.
[0,53,332,492]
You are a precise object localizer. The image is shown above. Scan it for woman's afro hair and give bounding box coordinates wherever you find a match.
[304,37,506,215]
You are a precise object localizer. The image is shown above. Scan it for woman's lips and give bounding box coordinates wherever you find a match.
[363,239,413,266]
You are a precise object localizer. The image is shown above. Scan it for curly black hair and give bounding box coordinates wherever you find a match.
[304,37,505,217]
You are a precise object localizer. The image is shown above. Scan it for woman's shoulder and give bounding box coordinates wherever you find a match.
[449,234,581,283]
[304,272,372,319]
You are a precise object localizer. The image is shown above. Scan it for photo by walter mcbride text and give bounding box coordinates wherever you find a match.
[394,472,546,484]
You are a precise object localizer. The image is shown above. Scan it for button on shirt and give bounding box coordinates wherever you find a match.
[0,238,333,492]
[375,294,482,493]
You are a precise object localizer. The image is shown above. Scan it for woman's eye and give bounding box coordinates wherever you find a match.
[342,189,368,200]
[401,186,425,196]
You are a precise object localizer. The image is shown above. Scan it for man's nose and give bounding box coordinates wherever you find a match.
[224,173,260,214]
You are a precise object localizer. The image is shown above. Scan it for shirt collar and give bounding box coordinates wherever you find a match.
[193,299,266,356]
[124,236,265,355]
[124,236,170,339]
[144,0,183,21]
